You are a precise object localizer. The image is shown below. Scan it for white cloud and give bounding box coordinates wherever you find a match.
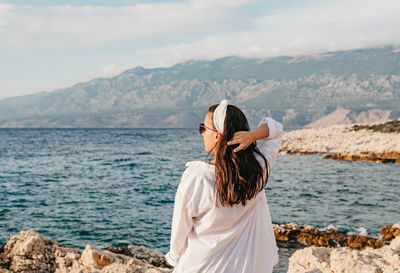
[0,0,400,99]
[189,0,264,9]
[132,0,400,68]
[1,0,399,58]
[101,64,123,77]
[0,1,252,55]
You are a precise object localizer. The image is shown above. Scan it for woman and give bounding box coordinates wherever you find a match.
[165,100,283,273]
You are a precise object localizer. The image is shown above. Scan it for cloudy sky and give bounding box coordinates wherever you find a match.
[0,0,399,100]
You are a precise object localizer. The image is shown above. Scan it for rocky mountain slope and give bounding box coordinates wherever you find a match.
[1,45,399,129]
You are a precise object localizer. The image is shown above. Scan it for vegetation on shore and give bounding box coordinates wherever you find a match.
[352,120,400,133]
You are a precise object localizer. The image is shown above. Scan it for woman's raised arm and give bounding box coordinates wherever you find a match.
[227,124,269,153]
[227,117,283,170]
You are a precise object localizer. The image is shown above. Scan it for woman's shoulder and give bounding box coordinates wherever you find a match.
[186,160,214,168]
[180,161,215,187]
[177,161,216,201]
[184,160,215,180]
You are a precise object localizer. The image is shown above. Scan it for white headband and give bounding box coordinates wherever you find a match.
[213,99,231,133]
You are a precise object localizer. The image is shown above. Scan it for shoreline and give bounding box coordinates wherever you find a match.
[287,222,400,272]
[281,150,400,164]
[1,222,399,273]
[281,122,400,164]
[0,230,173,273]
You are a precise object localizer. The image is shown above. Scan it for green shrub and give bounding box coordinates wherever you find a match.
[352,120,400,133]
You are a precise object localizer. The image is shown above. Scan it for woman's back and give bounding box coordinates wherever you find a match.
[166,117,283,273]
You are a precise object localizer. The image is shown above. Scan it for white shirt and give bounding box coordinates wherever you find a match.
[165,117,283,273]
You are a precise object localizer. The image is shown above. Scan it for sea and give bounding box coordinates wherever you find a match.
[0,128,399,273]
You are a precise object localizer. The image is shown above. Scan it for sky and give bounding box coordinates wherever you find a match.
[0,0,399,100]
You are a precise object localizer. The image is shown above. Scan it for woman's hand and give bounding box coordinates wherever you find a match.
[227,131,255,153]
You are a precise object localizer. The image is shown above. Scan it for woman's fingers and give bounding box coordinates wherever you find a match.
[233,145,242,153]
[228,132,249,146]
[227,137,242,145]
[228,131,253,152]
[228,132,246,143]
[228,139,245,146]
[227,139,239,145]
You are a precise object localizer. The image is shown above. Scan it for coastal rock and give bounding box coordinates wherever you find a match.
[1,230,60,272]
[287,235,400,273]
[323,152,400,163]
[107,245,171,269]
[281,123,400,163]
[0,230,172,273]
[381,222,400,241]
[79,244,116,269]
[273,223,386,249]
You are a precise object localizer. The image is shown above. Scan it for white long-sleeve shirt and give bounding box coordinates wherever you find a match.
[165,117,283,273]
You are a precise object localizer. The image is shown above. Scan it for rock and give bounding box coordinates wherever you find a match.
[80,244,116,269]
[281,124,400,164]
[287,235,400,273]
[1,230,60,272]
[107,246,172,269]
[0,230,172,273]
[99,263,142,273]
[323,152,400,163]
[381,222,400,241]
[273,223,386,250]
[285,151,318,155]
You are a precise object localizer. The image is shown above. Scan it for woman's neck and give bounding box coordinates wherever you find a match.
[210,151,217,165]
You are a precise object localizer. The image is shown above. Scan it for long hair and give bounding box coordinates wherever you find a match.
[209,104,269,207]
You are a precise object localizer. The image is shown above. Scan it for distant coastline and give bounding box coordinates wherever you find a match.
[281,120,400,164]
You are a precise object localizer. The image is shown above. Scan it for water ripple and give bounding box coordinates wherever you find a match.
[0,128,399,273]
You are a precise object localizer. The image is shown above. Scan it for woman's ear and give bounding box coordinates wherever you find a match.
[215,132,223,143]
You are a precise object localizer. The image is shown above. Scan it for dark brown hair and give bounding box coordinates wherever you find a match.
[208,104,269,207]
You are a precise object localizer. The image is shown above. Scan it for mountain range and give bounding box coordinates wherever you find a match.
[1,45,399,130]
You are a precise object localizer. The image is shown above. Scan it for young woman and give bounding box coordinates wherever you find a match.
[165,100,283,273]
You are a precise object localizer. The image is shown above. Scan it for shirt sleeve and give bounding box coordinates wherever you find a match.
[255,117,283,172]
[165,168,195,267]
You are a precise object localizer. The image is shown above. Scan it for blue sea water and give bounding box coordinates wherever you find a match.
[0,128,399,273]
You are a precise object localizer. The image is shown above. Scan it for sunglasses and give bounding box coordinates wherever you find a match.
[199,123,218,134]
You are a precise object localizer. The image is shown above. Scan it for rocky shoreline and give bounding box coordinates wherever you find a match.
[0,230,173,273]
[287,222,400,273]
[1,222,399,272]
[281,121,400,164]
[273,223,386,250]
